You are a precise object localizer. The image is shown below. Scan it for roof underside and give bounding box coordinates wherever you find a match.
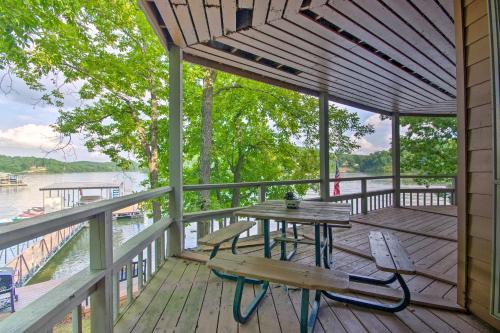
[141,0,457,116]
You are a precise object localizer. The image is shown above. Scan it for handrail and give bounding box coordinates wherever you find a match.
[0,186,172,250]
[183,178,320,191]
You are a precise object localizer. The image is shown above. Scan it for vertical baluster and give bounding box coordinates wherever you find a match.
[138,251,144,290]
[126,261,133,305]
[72,304,82,333]
[113,272,119,321]
[147,244,152,281]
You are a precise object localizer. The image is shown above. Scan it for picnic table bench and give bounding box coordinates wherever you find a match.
[323,231,415,312]
[198,221,261,283]
[207,253,349,333]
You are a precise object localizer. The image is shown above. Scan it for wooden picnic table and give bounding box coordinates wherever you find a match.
[234,200,351,267]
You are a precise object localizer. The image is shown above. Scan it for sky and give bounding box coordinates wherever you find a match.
[0,72,392,162]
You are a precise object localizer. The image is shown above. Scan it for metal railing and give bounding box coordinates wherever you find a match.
[0,174,456,331]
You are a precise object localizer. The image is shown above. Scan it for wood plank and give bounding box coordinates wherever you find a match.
[381,232,416,274]
[154,0,186,46]
[174,264,209,332]
[319,2,456,91]
[172,2,198,45]
[361,0,456,64]
[269,17,453,101]
[129,259,187,333]
[153,263,199,331]
[221,0,236,34]
[197,221,255,246]
[252,0,269,26]
[468,80,491,108]
[350,217,457,242]
[254,23,448,104]
[188,0,211,42]
[466,36,490,66]
[368,231,397,272]
[410,0,455,44]
[223,33,425,109]
[207,253,349,291]
[467,58,491,87]
[205,0,223,38]
[468,103,491,129]
[195,271,223,333]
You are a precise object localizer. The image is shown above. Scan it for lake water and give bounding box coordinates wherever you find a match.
[1,171,393,284]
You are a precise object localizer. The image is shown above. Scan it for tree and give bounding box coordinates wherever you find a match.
[180,71,374,212]
[400,117,457,181]
[0,0,172,220]
[1,0,374,223]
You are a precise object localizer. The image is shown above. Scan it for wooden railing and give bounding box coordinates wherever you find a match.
[0,186,173,333]
[181,175,456,247]
[0,174,456,331]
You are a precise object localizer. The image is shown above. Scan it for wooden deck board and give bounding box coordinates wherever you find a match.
[114,208,496,333]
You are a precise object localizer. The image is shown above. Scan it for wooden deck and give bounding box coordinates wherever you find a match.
[114,207,495,333]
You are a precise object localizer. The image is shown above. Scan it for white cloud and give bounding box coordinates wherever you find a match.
[353,114,392,154]
[0,123,110,162]
[0,124,60,149]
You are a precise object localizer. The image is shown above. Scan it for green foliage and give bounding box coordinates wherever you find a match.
[0,155,135,174]
[400,117,457,180]
[338,150,392,174]
[1,0,374,214]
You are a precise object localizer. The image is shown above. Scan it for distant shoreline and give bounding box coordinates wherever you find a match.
[0,154,141,174]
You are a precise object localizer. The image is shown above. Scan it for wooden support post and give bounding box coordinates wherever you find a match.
[392,113,401,208]
[168,44,184,256]
[89,211,113,333]
[319,92,330,201]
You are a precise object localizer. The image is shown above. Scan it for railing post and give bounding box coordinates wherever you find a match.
[392,113,401,207]
[319,92,330,201]
[361,179,368,214]
[168,44,184,256]
[451,176,457,205]
[89,211,113,333]
[258,185,266,234]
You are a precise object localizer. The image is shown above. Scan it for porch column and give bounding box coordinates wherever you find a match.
[319,92,330,201]
[392,113,401,207]
[168,44,183,256]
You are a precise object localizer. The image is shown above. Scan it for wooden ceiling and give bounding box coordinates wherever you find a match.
[140,0,456,116]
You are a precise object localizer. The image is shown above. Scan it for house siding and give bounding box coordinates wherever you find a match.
[458,0,500,328]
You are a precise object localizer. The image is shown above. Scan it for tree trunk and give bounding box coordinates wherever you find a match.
[230,151,245,222]
[198,68,217,237]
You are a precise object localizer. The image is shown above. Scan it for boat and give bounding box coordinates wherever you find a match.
[11,207,44,221]
[113,203,143,219]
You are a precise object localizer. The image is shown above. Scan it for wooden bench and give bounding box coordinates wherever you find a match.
[323,231,415,313]
[207,253,349,333]
[198,221,255,257]
[198,221,258,283]
[369,231,416,274]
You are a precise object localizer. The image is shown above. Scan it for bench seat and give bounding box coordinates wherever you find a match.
[198,221,255,247]
[207,253,349,292]
[369,231,416,274]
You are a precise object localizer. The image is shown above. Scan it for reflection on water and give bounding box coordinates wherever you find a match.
[28,217,152,284]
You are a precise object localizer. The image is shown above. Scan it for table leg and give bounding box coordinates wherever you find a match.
[328,226,333,265]
[314,224,321,267]
[322,224,330,269]
[264,219,271,258]
[280,221,287,260]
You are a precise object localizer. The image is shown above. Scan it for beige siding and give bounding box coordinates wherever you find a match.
[461,0,499,328]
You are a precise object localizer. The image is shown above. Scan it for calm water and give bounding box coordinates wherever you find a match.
[1,171,393,284]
